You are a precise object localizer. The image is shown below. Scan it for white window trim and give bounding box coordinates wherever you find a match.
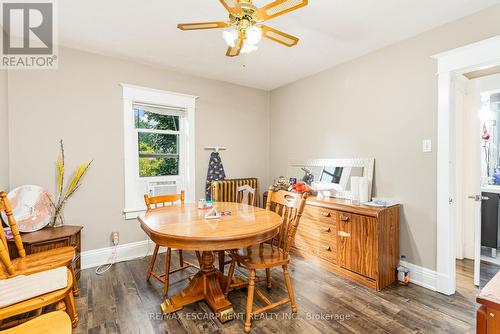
[121,84,197,219]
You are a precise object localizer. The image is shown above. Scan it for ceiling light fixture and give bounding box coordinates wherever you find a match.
[178,0,308,57]
[223,25,261,54]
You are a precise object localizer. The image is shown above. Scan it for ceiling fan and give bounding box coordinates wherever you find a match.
[177,0,308,57]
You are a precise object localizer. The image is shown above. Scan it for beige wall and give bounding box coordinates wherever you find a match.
[269,6,500,270]
[6,48,270,251]
[0,70,7,191]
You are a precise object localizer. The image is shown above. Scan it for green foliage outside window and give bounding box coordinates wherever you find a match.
[135,108,180,177]
[139,157,178,177]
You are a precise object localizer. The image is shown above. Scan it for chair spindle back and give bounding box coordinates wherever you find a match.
[265,187,307,255]
[236,185,256,206]
[144,191,185,210]
[0,198,15,275]
[0,200,6,249]
[0,235,14,275]
[0,192,26,258]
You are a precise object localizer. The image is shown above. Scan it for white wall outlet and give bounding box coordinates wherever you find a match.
[111,231,119,246]
[422,139,432,153]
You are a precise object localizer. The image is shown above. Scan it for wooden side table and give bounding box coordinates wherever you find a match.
[7,225,83,280]
[477,271,500,333]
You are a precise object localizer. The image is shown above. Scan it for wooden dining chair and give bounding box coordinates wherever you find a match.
[0,239,78,329]
[225,187,307,333]
[218,184,258,273]
[0,192,79,296]
[144,191,200,295]
[0,311,72,334]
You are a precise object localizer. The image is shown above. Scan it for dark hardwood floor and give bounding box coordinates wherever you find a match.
[73,254,499,334]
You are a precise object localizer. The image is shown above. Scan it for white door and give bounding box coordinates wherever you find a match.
[458,77,482,286]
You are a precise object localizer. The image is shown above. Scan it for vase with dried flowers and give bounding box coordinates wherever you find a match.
[49,140,92,227]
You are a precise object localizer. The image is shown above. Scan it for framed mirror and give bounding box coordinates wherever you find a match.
[286,158,375,200]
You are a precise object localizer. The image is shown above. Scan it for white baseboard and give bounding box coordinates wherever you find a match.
[81,239,164,270]
[82,242,439,292]
[400,261,437,291]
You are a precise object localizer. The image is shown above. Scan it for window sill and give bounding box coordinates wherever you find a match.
[123,208,146,220]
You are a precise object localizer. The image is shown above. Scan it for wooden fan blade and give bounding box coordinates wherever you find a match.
[219,0,243,16]
[226,38,243,57]
[177,21,230,31]
[261,25,299,47]
[255,0,308,21]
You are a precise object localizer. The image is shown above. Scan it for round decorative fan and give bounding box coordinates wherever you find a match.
[2,185,54,233]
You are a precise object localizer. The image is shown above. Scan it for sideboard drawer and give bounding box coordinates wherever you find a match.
[295,233,337,263]
[303,205,337,224]
[318,242,337,262]
[297,217,337,244]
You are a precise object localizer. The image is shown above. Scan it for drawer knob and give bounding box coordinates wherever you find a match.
[339,215,349,222]
[322,245,332,252]
[338,231,351,238]
[320,211,331,217]
[321,227,331,233]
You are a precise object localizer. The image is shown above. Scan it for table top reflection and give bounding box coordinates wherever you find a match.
[138,202,282,251]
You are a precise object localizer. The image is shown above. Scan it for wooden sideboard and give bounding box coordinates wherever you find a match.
[7,225,83,280]
[292,196,400,291]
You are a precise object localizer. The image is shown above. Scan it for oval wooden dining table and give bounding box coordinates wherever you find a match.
[138,202,282,322]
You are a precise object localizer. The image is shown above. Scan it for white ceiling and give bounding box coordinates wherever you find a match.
[59,0,500,90]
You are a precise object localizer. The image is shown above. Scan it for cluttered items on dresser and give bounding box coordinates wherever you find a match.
[286,158,374,201]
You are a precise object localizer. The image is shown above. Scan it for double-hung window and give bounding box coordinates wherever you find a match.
[122,84,196,219]
[134,104,181,178]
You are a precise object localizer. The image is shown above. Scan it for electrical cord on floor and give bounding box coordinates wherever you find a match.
[95,243,118,275]
[96,238,152,275]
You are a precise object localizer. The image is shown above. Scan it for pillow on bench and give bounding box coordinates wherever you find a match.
[0,266,68,308]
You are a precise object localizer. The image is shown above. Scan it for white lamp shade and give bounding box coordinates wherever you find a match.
[222,28,238,47]
[246,26,262,45]
[241,41,258,54]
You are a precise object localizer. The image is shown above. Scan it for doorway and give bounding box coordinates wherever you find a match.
[434,35,500,295]
[456,73,500,290]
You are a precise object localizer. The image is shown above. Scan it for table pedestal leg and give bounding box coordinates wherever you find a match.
[161,251,235,322]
